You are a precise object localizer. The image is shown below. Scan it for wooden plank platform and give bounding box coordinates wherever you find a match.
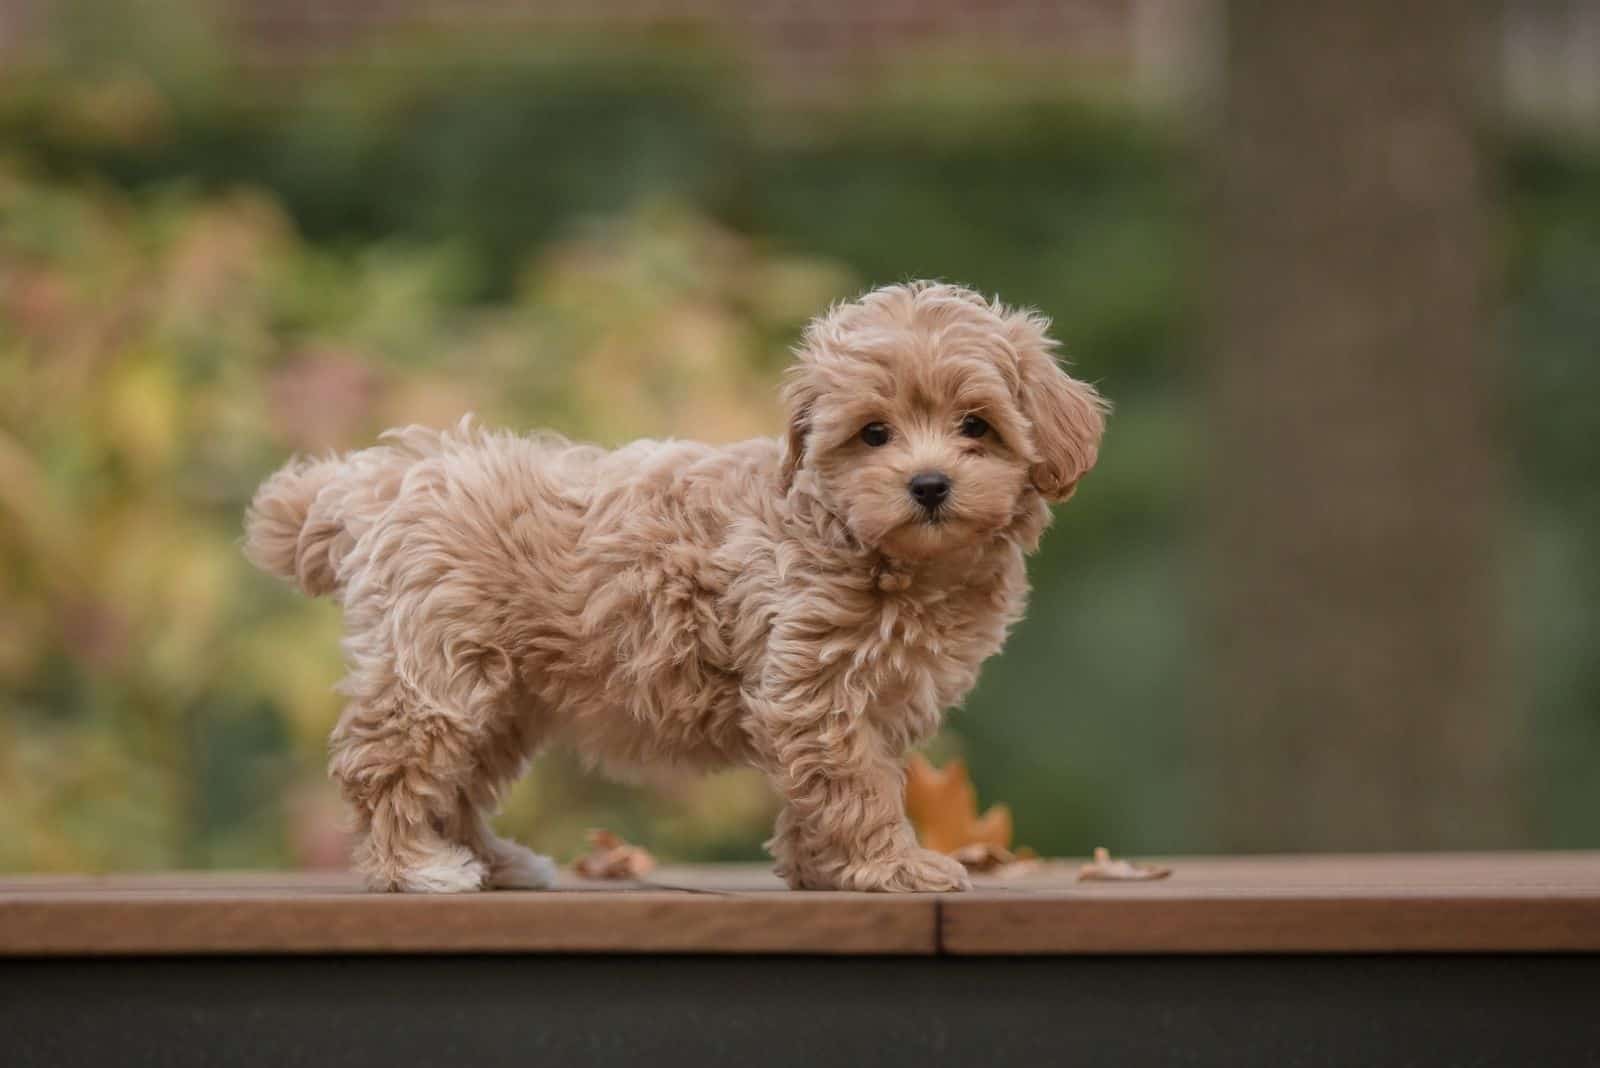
[3,852,1598,956]
[946,851,1600,954]
[0,869,932,956]
[6,856,1600,1068]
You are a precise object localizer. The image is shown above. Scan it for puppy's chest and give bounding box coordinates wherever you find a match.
[857,581,1015,734]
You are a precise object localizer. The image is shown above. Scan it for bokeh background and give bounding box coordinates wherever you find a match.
[1,0,1596,872]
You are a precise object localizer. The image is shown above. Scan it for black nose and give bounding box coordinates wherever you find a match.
[908,472,951,510]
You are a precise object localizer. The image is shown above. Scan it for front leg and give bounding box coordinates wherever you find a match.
[759,688,970,893]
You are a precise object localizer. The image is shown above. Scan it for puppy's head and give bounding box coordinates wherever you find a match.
[781,282,1107,560]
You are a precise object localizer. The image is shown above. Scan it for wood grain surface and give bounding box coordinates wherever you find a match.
[944,851,1600,954]
[3,853,1597,957]
[0,868,930,956]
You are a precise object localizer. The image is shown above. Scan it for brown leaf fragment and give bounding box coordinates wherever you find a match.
[1077,846,1172,882]
[950,842,1015,871]
[905,754,1013,855]
[572,829,657,880]
[949,843,1045,880]
[991,859,1045,880]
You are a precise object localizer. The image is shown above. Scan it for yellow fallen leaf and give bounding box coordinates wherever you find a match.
[572,829,657,880]
[1077,846,1172,882]
[905,754,1013,855]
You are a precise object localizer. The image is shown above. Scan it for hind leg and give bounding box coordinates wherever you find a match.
[332,669,550,893]
[332,673,555,893]
[332,693,493,893]
[446,700,557,890]
[329,538,552,892]
[461,809,559,890]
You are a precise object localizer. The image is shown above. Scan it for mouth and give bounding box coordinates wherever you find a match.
[876,508,975,560]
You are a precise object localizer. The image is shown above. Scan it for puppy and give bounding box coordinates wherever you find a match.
[245,281,1106,892]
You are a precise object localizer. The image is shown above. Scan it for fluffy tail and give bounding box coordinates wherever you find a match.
[245,419,497,597]
[243,456,354,596]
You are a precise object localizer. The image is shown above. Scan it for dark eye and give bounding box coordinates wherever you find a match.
[860,422,891,447]
[960,414,991,439]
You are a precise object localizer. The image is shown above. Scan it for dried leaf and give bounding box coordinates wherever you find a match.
[948,842,1046,879]
[905,754,1013,855]
[1077,846,1172,882]
[992,859,1045,880]
[949,842,1015,871]
[572,829,657,880]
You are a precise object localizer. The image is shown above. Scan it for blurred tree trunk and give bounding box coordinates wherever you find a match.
[1204,1,1525,849]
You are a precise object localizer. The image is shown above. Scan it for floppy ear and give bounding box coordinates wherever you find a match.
[779,375,814,494]
[1007,310,1108,502]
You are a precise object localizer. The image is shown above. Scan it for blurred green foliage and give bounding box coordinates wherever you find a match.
[1505,143,1600,847]
[0,27,1595,871]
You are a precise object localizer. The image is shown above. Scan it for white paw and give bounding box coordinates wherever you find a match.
[843,848,972,893]
[391,847,489,893]
[486,844,559,890]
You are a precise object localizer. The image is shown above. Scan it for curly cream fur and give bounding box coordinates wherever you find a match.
[244,281,1106,893]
